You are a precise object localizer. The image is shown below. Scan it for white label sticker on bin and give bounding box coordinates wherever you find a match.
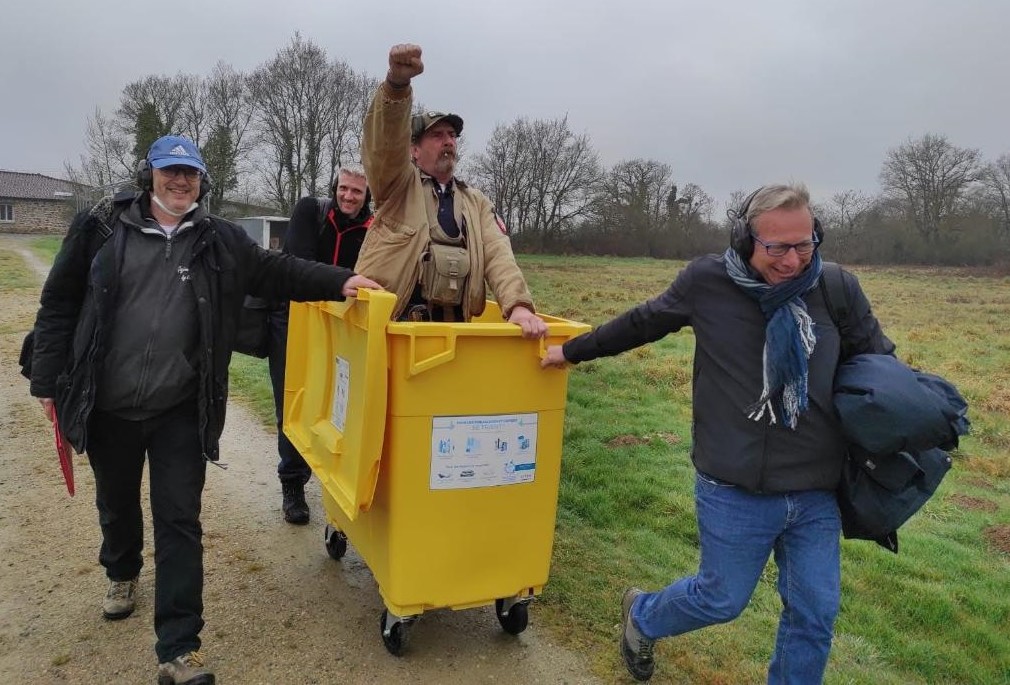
[430,413,538,490]
[331,356,350,432]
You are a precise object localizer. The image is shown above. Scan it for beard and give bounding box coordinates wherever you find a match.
[434,150,456,177]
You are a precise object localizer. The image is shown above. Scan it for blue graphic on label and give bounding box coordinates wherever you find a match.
[430,413,538,490]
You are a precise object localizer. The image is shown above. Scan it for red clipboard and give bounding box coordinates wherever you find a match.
[51,407,75,496]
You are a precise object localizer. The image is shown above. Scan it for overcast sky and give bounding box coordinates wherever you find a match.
[3,0,1008,209]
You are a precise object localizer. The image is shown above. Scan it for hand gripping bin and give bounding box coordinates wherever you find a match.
[283,290,589,655]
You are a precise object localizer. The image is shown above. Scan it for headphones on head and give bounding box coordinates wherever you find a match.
[728,186,824,259]
[136,158,213,201]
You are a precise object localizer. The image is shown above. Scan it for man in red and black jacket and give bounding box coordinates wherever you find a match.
[269,165,373,524]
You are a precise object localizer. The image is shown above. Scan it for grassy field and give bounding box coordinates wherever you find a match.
[27,241,1010,683]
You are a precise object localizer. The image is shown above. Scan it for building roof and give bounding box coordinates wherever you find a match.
[0,170,84,200]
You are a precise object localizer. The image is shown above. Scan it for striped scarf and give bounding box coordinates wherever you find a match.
[724,248,823,429]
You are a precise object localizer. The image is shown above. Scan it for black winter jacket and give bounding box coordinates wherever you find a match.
[30,193,355,460]
[285,196,372,268]
[562,254,895,493]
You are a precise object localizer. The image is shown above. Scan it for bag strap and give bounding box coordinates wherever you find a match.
[820,261,855,360]
[316,197,333,237]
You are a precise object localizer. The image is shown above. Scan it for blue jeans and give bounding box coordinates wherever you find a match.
[633,472,841,685]
[267,304,311,486]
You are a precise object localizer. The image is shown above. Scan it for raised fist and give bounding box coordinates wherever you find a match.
[387,43,423,86]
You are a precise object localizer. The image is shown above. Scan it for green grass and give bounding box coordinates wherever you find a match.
[30,236,62,263]
[0,250,38,291]
[226,353,275,429]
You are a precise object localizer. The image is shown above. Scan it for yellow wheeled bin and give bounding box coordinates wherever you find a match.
[283,290,589,655]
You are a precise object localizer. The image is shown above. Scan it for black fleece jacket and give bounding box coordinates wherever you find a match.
[31,193,356,460]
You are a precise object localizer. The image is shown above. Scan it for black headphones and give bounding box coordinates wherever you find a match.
[729,186,824,259]
[136,158,213,201]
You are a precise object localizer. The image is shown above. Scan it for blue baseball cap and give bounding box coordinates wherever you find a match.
[147,135,207,173]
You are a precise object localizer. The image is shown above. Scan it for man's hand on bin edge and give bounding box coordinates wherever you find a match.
[387,44,423,88]
[341,275,383,299]
[508,306,548,340]
[541,345,569,369]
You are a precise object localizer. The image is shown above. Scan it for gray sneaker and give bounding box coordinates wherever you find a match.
[620,587,656,681]
[157,650,215,685]
[102,577,138,620]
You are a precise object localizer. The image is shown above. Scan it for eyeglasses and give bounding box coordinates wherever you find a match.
[158,165,201,180]
[750,233,819,257]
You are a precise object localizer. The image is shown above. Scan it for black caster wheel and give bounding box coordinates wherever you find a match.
[495,598,529,635]
[324,526,347,560]
[380,609,410,656]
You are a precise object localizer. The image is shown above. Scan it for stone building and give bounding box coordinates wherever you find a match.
[0,171,87,235]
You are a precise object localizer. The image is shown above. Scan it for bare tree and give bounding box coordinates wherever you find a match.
[675,183,714,236]
[879,133,982,242]
[177,74,210,146]
[469,116,600,248]
[826,189,872,236]
[64,107,134,194]
[202,63,255,212]
[323,64,378,186]
[598,159,675,255]
[979,153,1010,239]
[249,34,341,212]
[118,75,187,163]
[467,119,537,236]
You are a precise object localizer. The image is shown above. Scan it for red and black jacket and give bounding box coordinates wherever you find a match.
[283,195,373,269]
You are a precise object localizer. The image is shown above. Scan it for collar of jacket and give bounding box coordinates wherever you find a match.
[416,167,469,190]
[331,206,374,230]
[121,193,210,234]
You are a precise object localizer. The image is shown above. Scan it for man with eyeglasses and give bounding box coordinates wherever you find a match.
[28,134,379,684]
[542,184,894,683]
[354,43,547,338]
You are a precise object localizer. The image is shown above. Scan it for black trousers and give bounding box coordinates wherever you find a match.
[267,304,311,486]
[86,402,206,663]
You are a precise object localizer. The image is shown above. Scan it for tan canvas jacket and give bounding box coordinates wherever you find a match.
[355,82,535,321]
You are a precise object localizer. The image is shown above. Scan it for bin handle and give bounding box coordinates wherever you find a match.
[407,329,458,377]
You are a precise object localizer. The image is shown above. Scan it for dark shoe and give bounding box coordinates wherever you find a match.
[620,587,656,681]
[157,650,215,685]
[281,481,310,525]
[102,577,138,620]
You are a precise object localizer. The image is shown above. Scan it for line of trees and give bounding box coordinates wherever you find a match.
[69,34,1010,265]
[68,34,376,215]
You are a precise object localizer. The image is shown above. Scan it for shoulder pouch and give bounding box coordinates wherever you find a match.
[419,242,470,307]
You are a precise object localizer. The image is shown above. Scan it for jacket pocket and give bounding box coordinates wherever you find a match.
[370,217,418,242]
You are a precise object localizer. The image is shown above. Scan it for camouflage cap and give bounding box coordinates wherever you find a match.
[410,111,464,142]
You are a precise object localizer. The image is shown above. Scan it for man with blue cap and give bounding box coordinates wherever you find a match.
[29,134,379,684]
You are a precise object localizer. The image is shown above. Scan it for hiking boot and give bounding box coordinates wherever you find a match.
[102,577,138,620]
[281,481,310,525]
[157,650,215,685]
[621,587,656,681]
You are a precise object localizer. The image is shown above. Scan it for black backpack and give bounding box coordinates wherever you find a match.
[18,199,123,380]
